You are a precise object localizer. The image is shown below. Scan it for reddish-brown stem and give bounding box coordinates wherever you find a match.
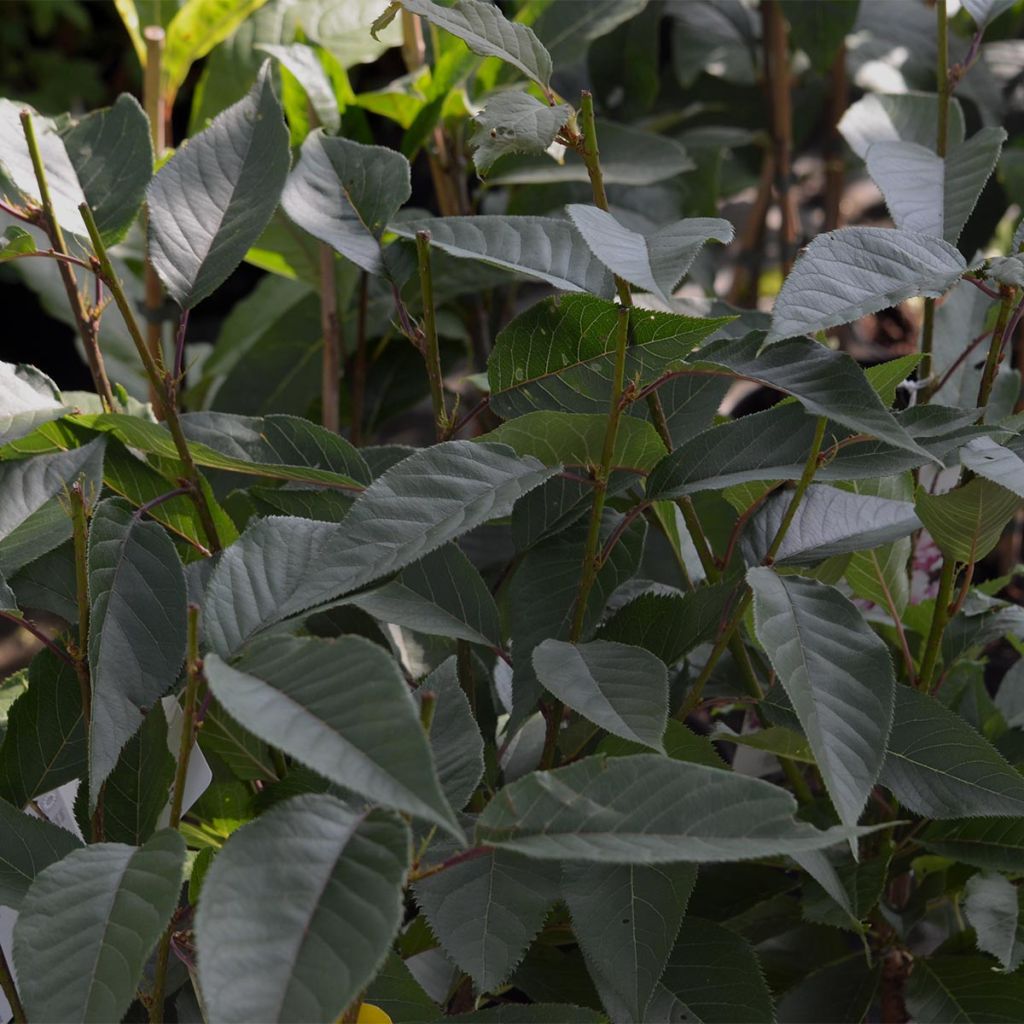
[144,26,167,416]
[0,610,76,669]
[319,245,342,433]
[350,271,369,445]
[409,845,490,882]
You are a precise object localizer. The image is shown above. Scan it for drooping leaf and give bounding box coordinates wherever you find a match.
[488,294,729,418]
[919,818,1024,873]
[649,917,774,1024]
[418,658,484,812]
[204,635,460,836]
[906,956,1024,1022]
[881,685,1024,818]
[195,794,410,1024]
[203,442,554,656]
[563,862,696,1023]
[0,438,104,543]
[865,127,1006,245]
[344,544,501,647]
[915,477,1021,563]
[414,847,560,992]
[13,830,185,1022]
[566,205,733,306]
[765,227,966,344]
[481,412,666,472]
[686,334,932,460]
[0,362,68,447]
[282,130,410,276]
[839,92,966,160]
[743,483,921,566]
[391,0,552,88]
[748,569,894,842]
[87,498,187,807]
[0,797,82,910]
[470,91,571,175]
[476,754,879,863]
[533,639,668,752]
[963,0,1016,27]
[0,647,85,807]
[257,42,340,133]
[964,872,1024,972]
[391,216,614,296]
[148,60,290,309]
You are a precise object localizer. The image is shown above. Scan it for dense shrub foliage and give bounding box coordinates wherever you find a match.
[2,0,1024,1021]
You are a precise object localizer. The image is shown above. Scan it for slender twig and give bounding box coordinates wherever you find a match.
[598,501,648,567]
[727,148,774,307]
[918,557,957,692]
[929,327,993,397]
[416,231,449,441]
[966,275,1001,300]
[144,26,167,414]
[70,482,92,729]
[350,271,369,445]
[319,244,342,433]
[0,610,76,669]
[150,604,201,1024]
[449,394,490,436]
[719,484,782,571]
[950,560,975,617]
[20,110,115,411]
[764,417,828,564]
[823,42,848,232]
[867,552,917,685]
[5,248,94,272]
[0,945,25,1024]
[977,288,1018,412]
[408,845,490,882]
[173,309,189,390]
[134,486,193,522]
[79,203,223,553]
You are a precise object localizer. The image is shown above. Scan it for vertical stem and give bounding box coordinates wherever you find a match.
[19,110,115,411]
[319,245,342,433]
[79,203,223,553]
[765,416,827,563]
[921,0,950,390]
[823,43,848,232]
[727,150,774,306]
[143,26,167,415]
[762,0,798,277]
[918,557,957,691]
[351,271,369,445]
[0,946,25,1024]
[977,289,1016,412]
[70,482,92,729]
[150,604,201,1024]
[415,231,448,440]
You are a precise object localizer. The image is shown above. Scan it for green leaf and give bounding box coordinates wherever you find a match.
[414,847,560,991]
[58,93,153,245]
[391,216,614,296]
[748,570,894,842]
[566,205,733,306]
[470,91,571,175]
[364,952,440,1024]
[963,0,1017,27]
[650,917,774,1024]
[418,657,484,812]
[0,96,151,244]
[916,477,1021,563]
[87,498,187,807]
[451,1006,603,1024]
[488,294,729,418]
[688,335,932,460]
[0,647,85,807]
[205,635,460,836]
[481,411,666,472]
[394,0,552,88]
[765,228,966,344]
[257,42,340,133]
[711,725,815,763]
[0,362,68,447]
[920,819,1024,872]
[881,685,1024,818]
[532,0,647,68]
[196,794,410,1023]
[0,438,104,543]
[103,701,175,846]
[843,477,912,616]
[0,225,36,262]
[301,0,403,68]
[598,719,727,770]
[148,60,290,309]
[906,956,1024,1022]
[475,754,880,863]
[780,0,858,71]
[965,872,1024,972]
[345,543,501,647]
[164,0,270,102]
[775,954,881,1023]
[865,127,1006,245]
[282,130,410,276]
[744,484,921,566]
[199,697,279,782]
[839,92,966,161]
[533,639,668,752]
[0,796,82,910]
[961,436,1024,498]
[13,830,185,1022]
[563,862,696,1023]
[204,441,554,656]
